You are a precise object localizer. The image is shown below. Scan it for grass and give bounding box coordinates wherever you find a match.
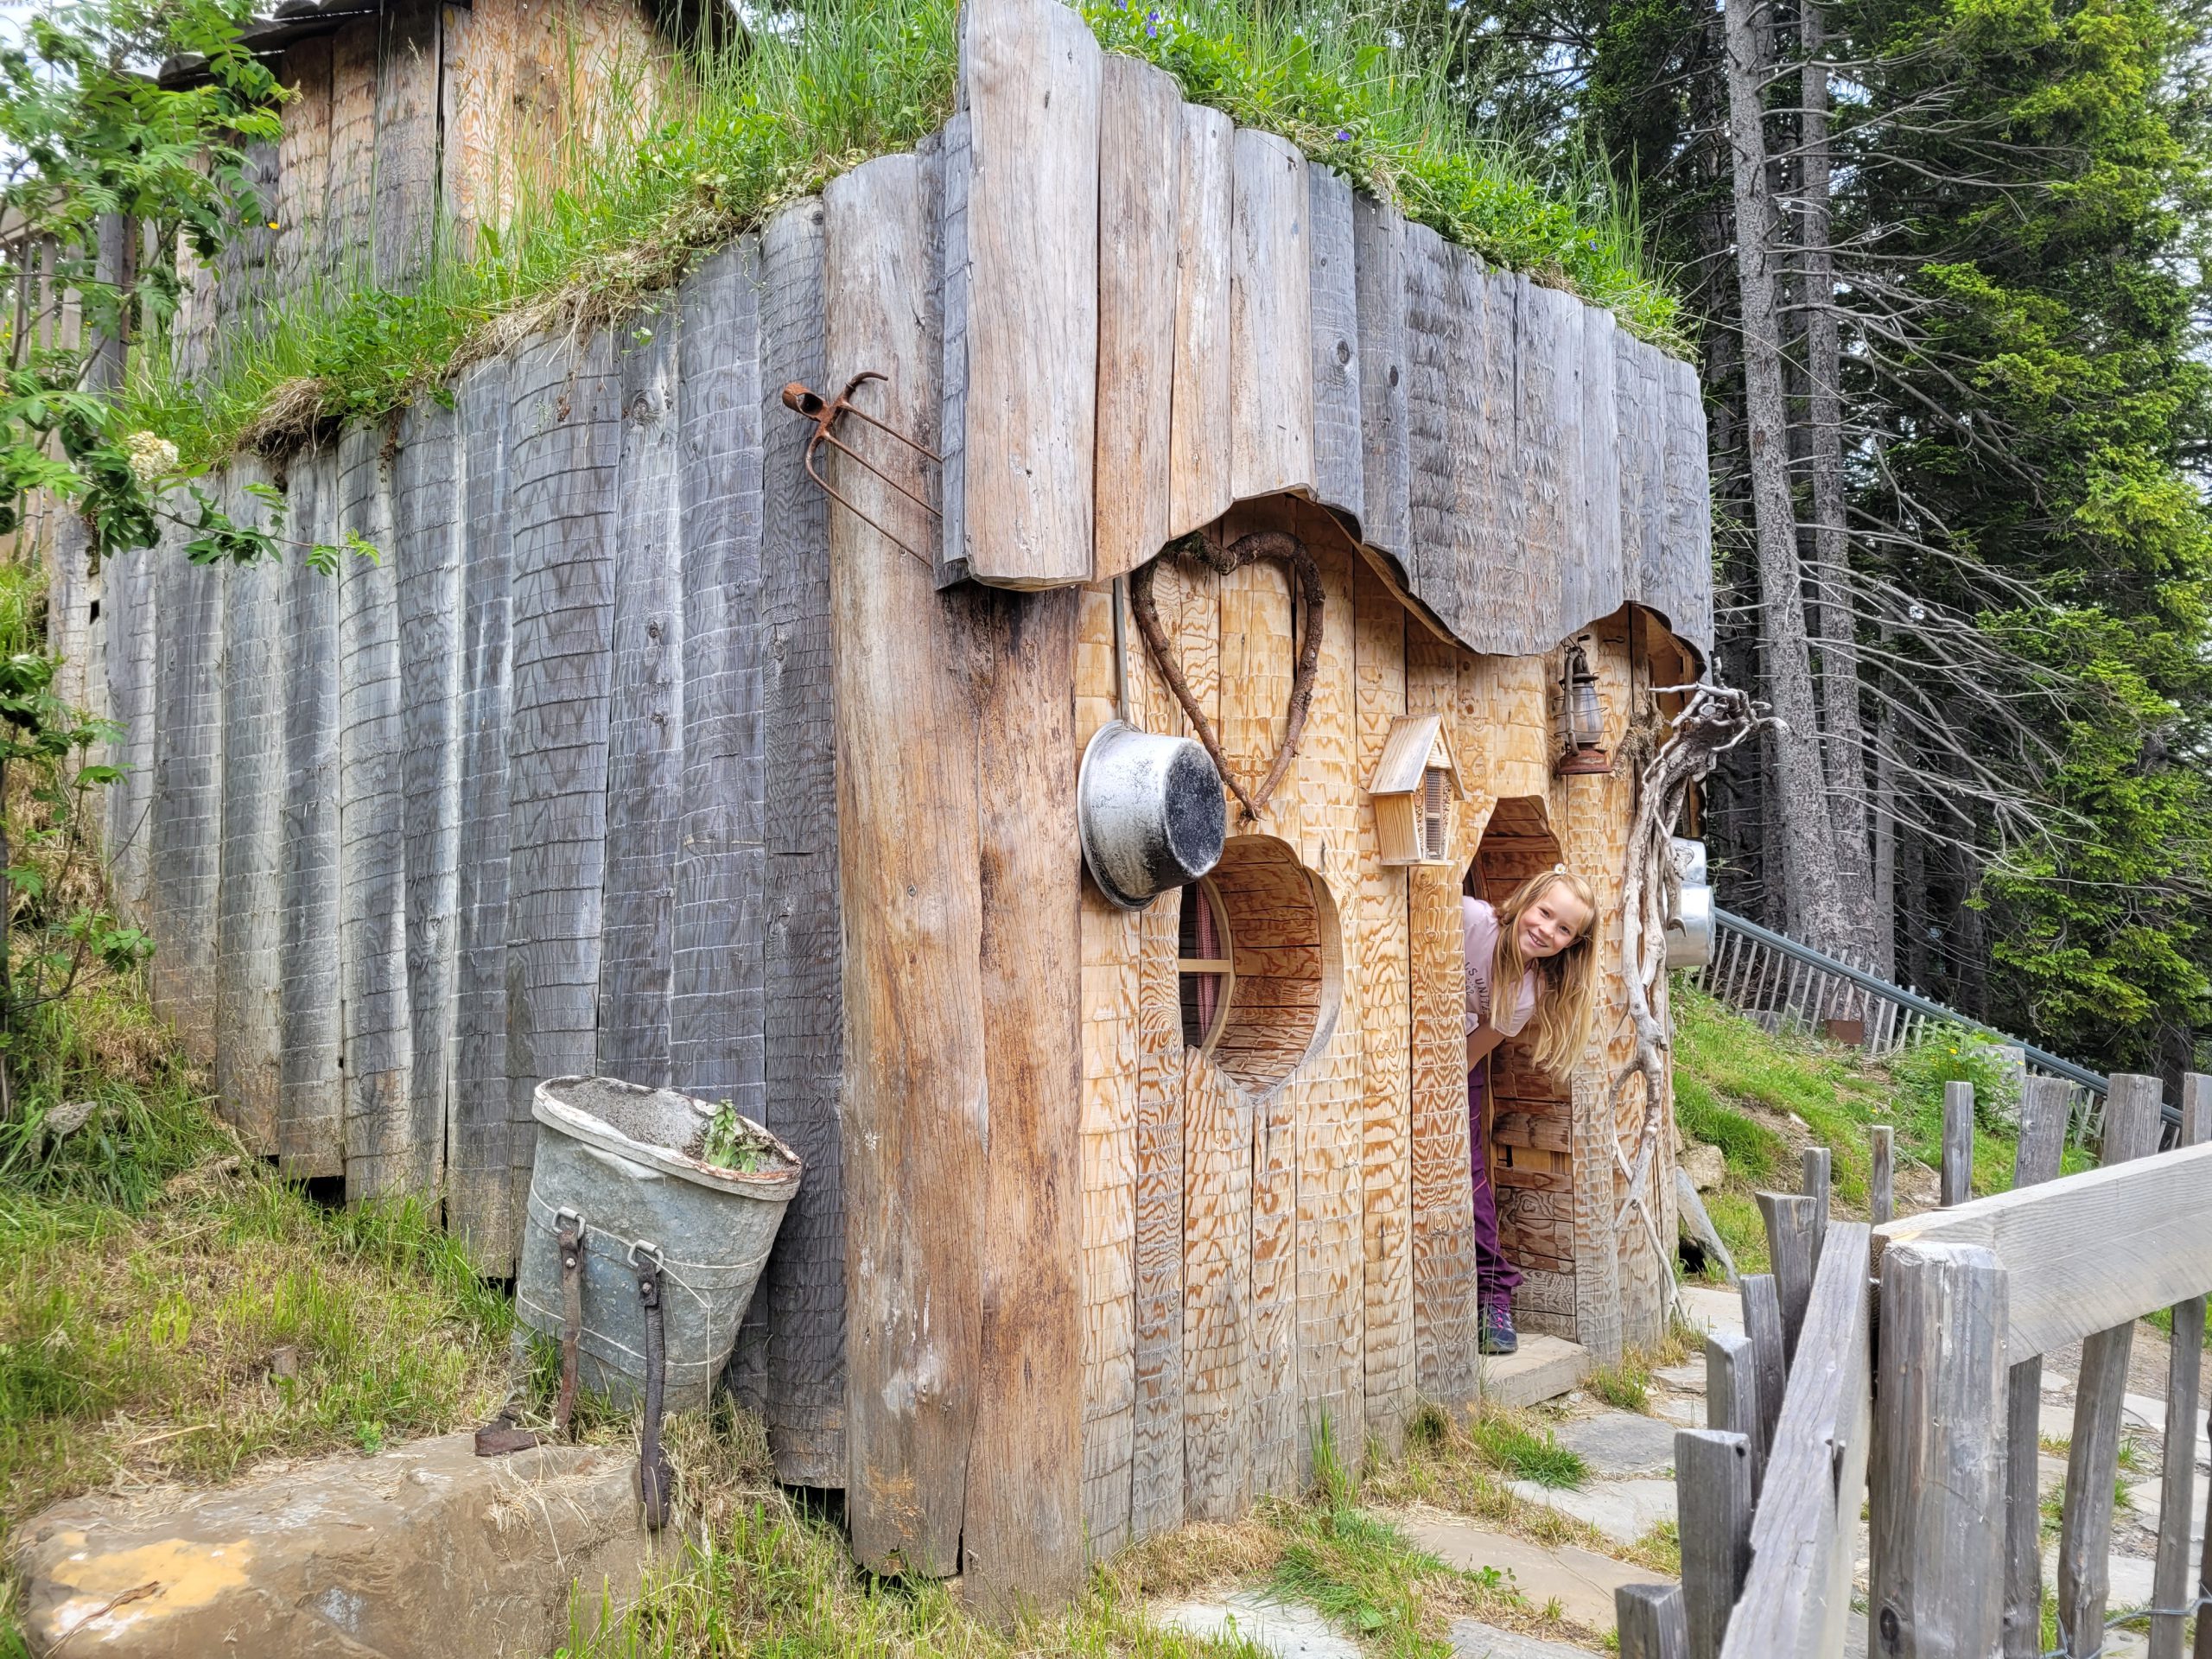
[128,0,1683,475]
[0,968,513,1566]
[1585,1357,1651,1414]
[1669,980,2094,1277]
[550,1410,1569,1658]
[1463,1415,1586,1490]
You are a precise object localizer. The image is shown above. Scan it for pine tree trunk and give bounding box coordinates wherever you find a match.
[1723,0,1853,956]
[1872,697,1897,979]
[1798,2,1877,960]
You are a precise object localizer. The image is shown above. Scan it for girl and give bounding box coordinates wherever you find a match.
[1462,868,1599,1354]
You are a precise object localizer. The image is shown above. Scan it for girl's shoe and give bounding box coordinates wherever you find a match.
[1478,1301,1518,1356]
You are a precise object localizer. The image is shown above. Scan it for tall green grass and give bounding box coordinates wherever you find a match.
[128,0,1680,471]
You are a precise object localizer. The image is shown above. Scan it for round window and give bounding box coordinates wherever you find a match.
[1173,836,1340,1096]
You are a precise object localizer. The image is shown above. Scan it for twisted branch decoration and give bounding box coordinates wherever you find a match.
[1611,682,1774,1255]
[1129,531,1325,823]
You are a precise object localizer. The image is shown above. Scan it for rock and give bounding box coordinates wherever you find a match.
[1404,1516,1651,1631]
[1151,1592,1363,1658]
[1679,1143,1726,1193]
[1554,1414,1678,1478]
[1448,1619,1602,1657]
[1652,1362,1707,1395]
[13,1432,662,1658]
[1504,1478,1679,1549]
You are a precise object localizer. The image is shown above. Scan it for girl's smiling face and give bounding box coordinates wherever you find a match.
[1518,882,1593,961]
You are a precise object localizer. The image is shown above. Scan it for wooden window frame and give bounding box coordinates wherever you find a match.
[1176,875,1236,1056]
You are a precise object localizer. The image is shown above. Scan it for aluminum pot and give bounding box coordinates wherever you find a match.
[1077,719,1226,910]
[1665,836,1713,969]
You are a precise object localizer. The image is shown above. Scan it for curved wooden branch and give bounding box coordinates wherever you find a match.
[1611,683,1775,1242]
[1129,531,1325,823]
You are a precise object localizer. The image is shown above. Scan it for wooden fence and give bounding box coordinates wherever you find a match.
[1618,1069,2212,1658]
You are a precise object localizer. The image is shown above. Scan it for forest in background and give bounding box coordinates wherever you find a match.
[1422,0,2212,1078]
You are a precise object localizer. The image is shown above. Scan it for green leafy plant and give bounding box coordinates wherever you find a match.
[698,1100,769,1173]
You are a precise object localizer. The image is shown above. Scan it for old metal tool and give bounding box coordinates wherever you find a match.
[783,373,941,565]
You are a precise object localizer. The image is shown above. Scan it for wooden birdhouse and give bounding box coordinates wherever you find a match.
[1367,713,1464,865]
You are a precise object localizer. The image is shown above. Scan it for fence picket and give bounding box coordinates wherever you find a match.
[1617,1583,1691,1659]
[1706,1331,1763,1496]
[1801,1147,1830,1275]
[2056,1073,2166,1656]
[1676,1427,1752,1659]
[1942,1081,1974,1207]
[1757,1192,1817,1363]
[1740,1273,1785,1475]
[2001,1076,2073,1658]
[1869,1124,1894,1227]
[2149,1074,2210,1659]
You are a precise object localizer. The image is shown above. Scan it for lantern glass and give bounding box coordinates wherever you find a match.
[1571,677,1603,747]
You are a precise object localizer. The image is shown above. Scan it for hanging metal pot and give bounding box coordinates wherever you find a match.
[1077,719,1226,910]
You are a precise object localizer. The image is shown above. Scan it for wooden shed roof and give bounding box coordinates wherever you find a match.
[1366,712,1462,798]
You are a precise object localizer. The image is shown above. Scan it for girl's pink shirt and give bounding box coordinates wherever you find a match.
[1462,897,1538,1039]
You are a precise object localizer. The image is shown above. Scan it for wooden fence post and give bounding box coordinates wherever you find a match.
[1869,1123,1893,1226]
[1801,1146,1830,1275]
[1870,1241,2010,1658]
[1706,1331,1763,1497]
[1740,1273,1785,1472]
[1941,1080,1974,1207]
[2150,1073,2210,1659]
[1676,1427,1753,1659]
[1618,1583,1691,1659]
[2057,1072,2166,1656]
[1756,1192,1817,1363]
[2001,1074,2074,1657]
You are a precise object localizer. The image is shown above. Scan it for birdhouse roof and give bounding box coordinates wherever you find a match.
[1367,713,1463,798]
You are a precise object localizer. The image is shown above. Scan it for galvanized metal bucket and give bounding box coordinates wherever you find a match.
[518,1077,801,1413]
[1077,718,1226,910]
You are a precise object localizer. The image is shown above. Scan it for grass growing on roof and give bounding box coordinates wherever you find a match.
[129,0,1681,472]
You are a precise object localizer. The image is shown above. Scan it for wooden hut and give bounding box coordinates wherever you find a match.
[86,0,1714,1608]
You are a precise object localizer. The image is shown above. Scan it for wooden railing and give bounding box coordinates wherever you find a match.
[1618,1070,2212,1659]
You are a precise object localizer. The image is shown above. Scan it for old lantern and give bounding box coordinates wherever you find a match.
[1554,638,1612,776]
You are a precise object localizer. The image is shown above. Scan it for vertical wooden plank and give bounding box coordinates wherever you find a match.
[1614,333,1663,613]
[1579,302,1624,625]
[1130,885,1184,1541]
[944,0,1100,586]
[335,425,416,1198]
[2001,1074,2072,1657]
[1942,1079,1974,1205]
[825,152,983,1580]
[1229,128,1314,504]
[373,0,441,288]
[1075,588,1136,1559]
[272,38,332,302]
[1408,631,1474,1405]
[963,581,1086,1608]
[325,17,378,283]
[104,519,156,930]
[671,242,766,1112]
[1218,556,1295,842]
[1167,103,1234,537]
[1293,533,1364,1478]
[594,317,683,1089]
[1351,192,1410,563]
[1184,1052,1252,1521]
[276,448,344,1179]
[214,465,283,1156]
[1354,561,1412,1446]
[2057,1073,2167,1654]
[1675,1428,1753,1659]
[938,111,973,588]
[1706,1332,1763,1495]
[504,331,620,1206]
[394,397,462,1205]
[449,359,516,1269]
[1249,1077,1300,1501]
[1618,1584,1692,1659]
[2150,1074,2209,1659]
[1801,1144,1831,1274]
[1306,166,1363,524]
[1658,355,1714,658]
[1740,1273,1785,1474]
[1756,1191,1816,1363]
[1572,1068,1626,1363]
[1869,1122,1894,1226]
[1093,55,1179,582]
[149,518,226,1063]
[1509,277,1574,655]
[756,200,846,1485]
[1870,1242,2011,1659]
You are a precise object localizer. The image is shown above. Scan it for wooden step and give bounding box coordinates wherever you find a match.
[1474,1333,1592,1409]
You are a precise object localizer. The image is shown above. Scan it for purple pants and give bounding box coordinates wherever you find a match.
[1468,1063,1521,1312]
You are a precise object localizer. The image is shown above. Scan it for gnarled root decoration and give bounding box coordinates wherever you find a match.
[1611,683,1774,1274]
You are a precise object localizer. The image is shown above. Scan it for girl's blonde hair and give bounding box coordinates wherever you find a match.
[1491,868,1600,1078]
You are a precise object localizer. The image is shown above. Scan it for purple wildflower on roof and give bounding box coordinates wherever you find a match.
[1146,8,1160,32]
[1335,129,1351,143]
